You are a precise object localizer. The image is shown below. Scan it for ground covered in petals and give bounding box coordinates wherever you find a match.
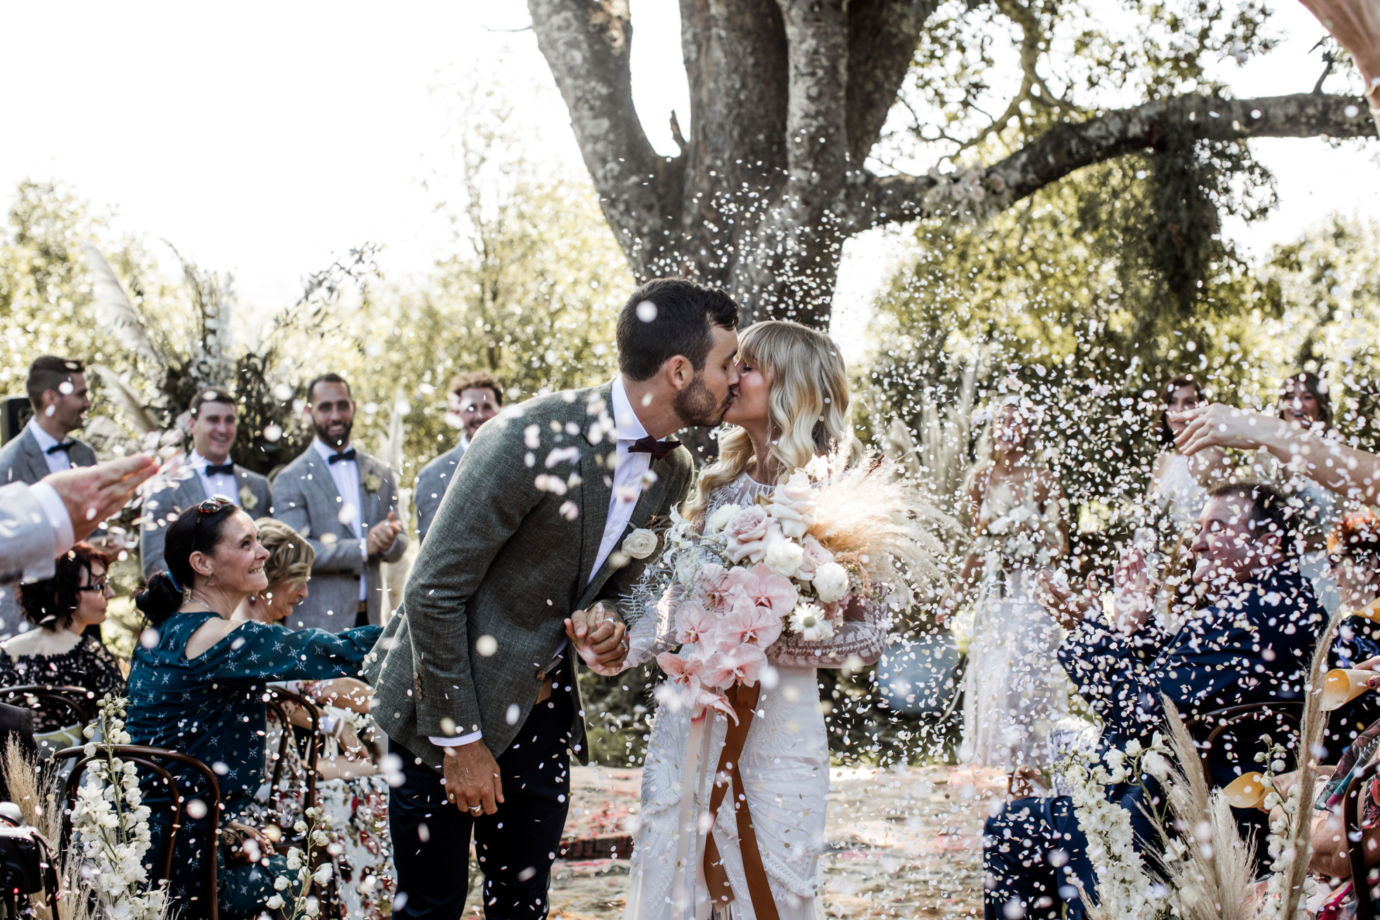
[544,764,1003,919]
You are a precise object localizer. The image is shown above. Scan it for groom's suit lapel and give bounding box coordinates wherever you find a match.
[576,384,617,591]
[579,448,677,607]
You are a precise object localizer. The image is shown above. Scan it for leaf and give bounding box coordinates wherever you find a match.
[81,244,161,367]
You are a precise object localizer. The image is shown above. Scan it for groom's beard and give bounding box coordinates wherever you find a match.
[313,418,353,449]
[674,375,733,428]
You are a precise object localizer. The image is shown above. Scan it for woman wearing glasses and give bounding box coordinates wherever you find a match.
[0,541,124,729]
[125,497,381,920]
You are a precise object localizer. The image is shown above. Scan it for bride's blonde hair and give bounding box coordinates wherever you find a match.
[685,320,861,521]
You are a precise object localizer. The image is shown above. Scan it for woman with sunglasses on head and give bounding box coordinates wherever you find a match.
[0,541,123,729]
[125,497,381,920]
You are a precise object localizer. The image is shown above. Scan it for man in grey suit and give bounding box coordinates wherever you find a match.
[414,370,503,543]
[140,387,273,578]
[275,373,407,631]
[0,457,157,586]
[365,278,741,919]
[0,356,99,634]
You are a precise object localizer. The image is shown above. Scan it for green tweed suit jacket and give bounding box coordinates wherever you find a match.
[364,382,693,771]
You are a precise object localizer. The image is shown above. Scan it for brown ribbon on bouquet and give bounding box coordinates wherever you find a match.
[702,681,780,920]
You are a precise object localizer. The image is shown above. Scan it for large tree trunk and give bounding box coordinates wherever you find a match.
[528,0,1376,329]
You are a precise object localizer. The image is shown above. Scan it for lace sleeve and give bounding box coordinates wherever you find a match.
[766,593,889,669]
[624,584,680,669]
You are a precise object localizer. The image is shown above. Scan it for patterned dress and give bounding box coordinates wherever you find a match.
[0,630,124,730]
[125,610,379,920]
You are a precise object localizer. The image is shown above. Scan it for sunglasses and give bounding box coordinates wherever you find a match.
[192,496,235,548]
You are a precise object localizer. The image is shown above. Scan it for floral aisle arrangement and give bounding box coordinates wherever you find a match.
[646,454,945,720]
[67,695,168,920]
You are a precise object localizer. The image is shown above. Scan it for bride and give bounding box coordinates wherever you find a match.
[620,320,931,920]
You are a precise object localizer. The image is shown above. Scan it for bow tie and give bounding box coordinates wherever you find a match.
[328,448,357,465]
[46,440,76,455]
[627,435,680,461]
[204,463,235,476]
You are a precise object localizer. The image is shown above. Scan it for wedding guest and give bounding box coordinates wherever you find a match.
[141,387,272,579]
[233,518,394,919]
[1147,374,1229,536]
[986,482,1327,920]
[940,394,1072,770]
[1272,371,1346,614]
[0,457,158,587]
[274,374,406,631]
[0,542,123,729]
[125,498,380,919]
[0,357,98,635]
[414,371,503,544]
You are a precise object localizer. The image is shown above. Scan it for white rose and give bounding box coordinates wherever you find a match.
[622,528,659,560]
[812,562,850,604]
[763,541,804,578]
[705,504,740,534]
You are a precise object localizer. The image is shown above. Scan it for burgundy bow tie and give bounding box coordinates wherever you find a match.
[627,435,680,460]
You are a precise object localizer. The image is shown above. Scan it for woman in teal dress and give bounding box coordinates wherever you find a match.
[125,497,381,920]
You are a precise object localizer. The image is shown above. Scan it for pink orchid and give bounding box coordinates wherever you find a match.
[741,564,799,617]
[719,590,783,647]
[701,642,769,689]
[691,563,731,610]
[654,653,738,722]
[674,601,715,646]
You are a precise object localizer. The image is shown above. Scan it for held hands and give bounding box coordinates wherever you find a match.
[443,739,504,817]
[366,510,404,556]
[565,601,628,677]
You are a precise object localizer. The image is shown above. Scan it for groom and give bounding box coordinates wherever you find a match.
[366,278,741,919]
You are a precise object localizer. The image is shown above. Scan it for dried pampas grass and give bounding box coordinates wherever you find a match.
[806,452,955,606]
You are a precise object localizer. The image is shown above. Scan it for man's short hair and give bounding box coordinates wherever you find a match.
[191,386,236,418]
[26,356,85,409]
[616,278,740,382]
[1207,481,1297,553]
[305,373,351,404]
[447,371,504,406]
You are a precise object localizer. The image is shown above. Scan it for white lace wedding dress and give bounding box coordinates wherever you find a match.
[959,480,1073,767]
[622,473,887,920]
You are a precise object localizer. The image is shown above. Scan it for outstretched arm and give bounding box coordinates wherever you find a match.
[1177,404,1380,503]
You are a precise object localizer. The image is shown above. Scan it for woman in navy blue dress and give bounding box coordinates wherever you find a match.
[126,497,380,919]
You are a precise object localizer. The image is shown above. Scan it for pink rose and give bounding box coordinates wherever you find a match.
[724,506,770,564]
[795,534,832,580]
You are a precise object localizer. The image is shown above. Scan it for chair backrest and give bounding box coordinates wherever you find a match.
[1345,758,1380,920]
[51,743,221,920]
[1188,701,1304,782]
[0,685,95,729]
[263,685,322,813]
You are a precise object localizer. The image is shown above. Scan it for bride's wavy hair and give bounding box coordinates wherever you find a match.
[685,320,861,521]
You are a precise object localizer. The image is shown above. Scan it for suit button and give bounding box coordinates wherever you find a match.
[535,669,547,682]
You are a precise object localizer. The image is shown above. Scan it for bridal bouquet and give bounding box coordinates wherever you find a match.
[649,455,944,720]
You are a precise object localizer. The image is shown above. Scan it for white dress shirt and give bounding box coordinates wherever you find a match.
[312,438,368,601]
[189,451,238,504]
[434,378,673,750]
[27,419,72,474]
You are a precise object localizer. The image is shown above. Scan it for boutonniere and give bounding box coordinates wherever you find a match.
[363,472,382,494]
[238,485,258,512]
[621,528,659,560]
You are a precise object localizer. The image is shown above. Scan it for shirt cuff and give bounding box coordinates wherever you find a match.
[30,481,74,556]
[430,731,483,748]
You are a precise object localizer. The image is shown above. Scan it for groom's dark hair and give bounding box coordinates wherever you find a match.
[616,278,740,381]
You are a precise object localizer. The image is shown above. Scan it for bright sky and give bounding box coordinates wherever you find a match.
[0,1,1374,361]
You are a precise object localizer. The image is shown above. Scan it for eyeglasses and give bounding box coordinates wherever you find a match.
[77,580,109,593]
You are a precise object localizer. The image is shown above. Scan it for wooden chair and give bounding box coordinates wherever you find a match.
[1344,757,1380,920]
[1186,701,1305,782]
[0,684,96,730]
[52,744,222,920]
[263,685,324,814]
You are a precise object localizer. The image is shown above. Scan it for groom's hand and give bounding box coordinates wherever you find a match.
[442,740,504,816]
[565,602,628,676]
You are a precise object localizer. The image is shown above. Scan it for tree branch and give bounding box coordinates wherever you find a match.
[527,0,677,263]
[846,92,1377,231]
